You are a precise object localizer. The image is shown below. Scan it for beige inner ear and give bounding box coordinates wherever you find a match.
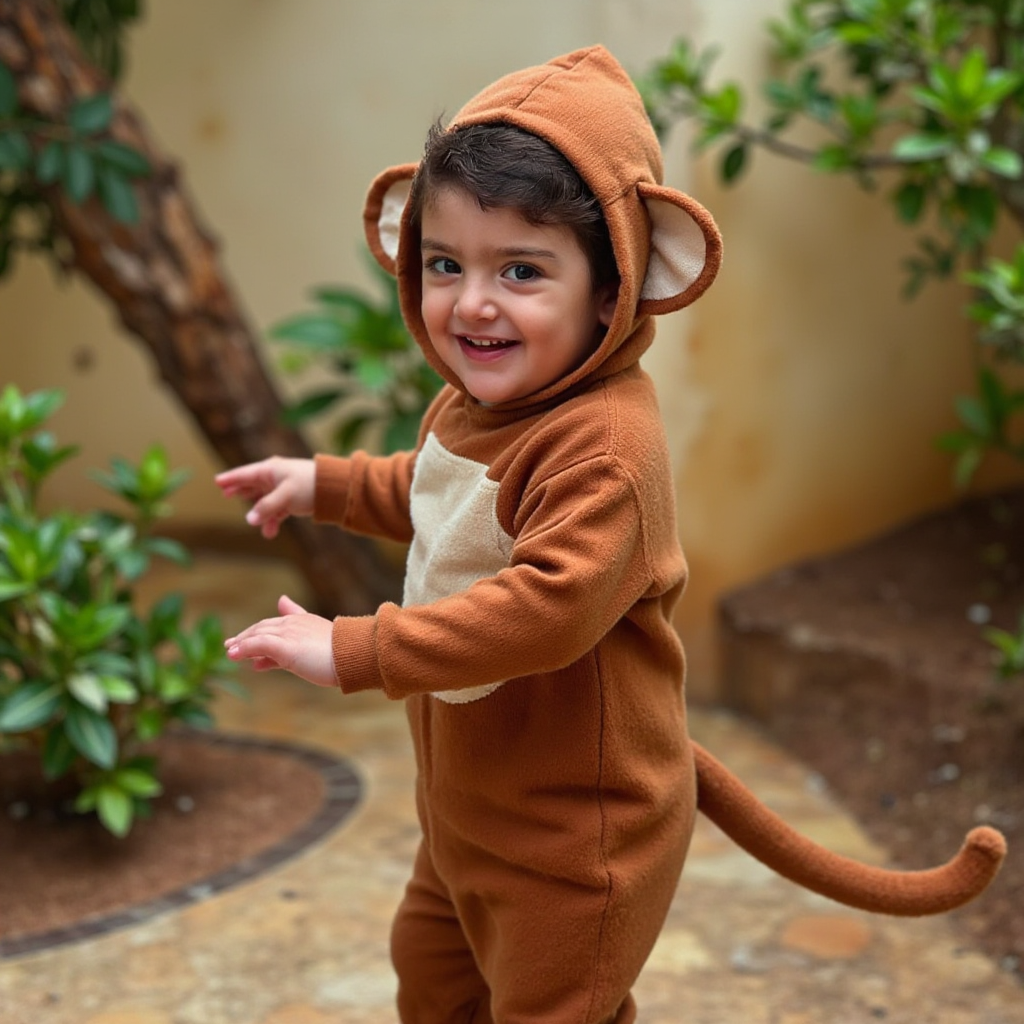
[641,196,708,302]
[379,179,412,261]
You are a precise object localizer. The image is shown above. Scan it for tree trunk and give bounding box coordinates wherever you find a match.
[0,0,402,614]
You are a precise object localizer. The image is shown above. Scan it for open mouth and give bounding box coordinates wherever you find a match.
[461,336,518,351]
[459,336,520,361]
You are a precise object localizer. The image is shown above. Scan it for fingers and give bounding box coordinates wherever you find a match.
[214,463,274,500]
[278,594,307,615]
[246,499,289,539]
[224,608,337,688]
[225,626,294,668]
[216,458,316,534]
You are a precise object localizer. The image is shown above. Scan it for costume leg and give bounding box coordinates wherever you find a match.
[442,866,644,1024]
[392,841,493,1024]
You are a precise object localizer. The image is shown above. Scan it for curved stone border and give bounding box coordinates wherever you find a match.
[0,731,362,961]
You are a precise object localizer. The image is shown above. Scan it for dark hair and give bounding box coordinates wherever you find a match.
[408,121,618,289]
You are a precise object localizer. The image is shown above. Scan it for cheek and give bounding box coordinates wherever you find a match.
[420,289,445,334]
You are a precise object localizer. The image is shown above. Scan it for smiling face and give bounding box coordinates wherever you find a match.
[419,187,618,406]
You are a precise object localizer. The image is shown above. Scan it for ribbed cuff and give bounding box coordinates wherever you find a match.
[313,454,353,526]
[331,614,384,694]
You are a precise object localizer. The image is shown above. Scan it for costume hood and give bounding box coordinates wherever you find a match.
[363,45,723,411]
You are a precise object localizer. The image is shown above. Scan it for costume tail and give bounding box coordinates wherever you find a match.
[693,741,1006,916]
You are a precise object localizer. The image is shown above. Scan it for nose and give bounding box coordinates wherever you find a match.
[453,274,497,322]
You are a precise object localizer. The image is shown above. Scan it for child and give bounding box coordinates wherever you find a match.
[218,46,1004,1024]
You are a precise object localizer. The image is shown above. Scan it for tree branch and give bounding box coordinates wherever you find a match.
[0,0,402,614]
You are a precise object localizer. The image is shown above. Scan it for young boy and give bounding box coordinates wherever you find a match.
[217,45,1002,1024]
[218,44,717,1023]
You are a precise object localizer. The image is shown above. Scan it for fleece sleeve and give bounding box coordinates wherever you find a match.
[314,449,416,543]
[329,454,659,698]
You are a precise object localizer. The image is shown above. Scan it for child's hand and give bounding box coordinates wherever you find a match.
[225,595,338,688]
[215,456,315,539]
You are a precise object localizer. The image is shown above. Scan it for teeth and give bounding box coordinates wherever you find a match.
[464,336,511,348]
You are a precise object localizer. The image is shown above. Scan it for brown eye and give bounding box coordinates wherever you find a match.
[426,257,461,275]
[504,264,539,282]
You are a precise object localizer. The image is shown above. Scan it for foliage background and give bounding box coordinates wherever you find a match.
[4,0,1024,697]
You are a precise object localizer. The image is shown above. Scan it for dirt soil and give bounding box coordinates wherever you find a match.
[719,488,1024,976]
[0,731,328,952]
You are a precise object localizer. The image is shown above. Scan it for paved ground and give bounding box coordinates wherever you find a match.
[2,555,1021,1024]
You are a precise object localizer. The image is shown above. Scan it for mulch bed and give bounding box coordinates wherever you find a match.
[0,730,361,958]
[720,488,1024,978]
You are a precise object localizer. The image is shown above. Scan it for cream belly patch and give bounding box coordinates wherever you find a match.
[404,431,515,703]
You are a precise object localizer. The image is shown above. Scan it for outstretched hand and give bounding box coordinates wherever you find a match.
[225,595,338,688]
[215,456,315,539]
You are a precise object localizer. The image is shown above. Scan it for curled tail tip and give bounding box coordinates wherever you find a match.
[965,825,1008,865]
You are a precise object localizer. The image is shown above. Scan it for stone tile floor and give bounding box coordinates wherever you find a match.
[2,555,1022,1023]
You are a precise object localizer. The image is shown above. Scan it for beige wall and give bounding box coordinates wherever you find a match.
[2,0,1021,698]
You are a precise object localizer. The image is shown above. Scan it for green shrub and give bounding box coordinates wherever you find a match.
[636,0,1024,485]
[270,251,443,455]
[0,384,239,837]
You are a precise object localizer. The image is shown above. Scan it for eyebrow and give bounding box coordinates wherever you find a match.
[420,238,560,262]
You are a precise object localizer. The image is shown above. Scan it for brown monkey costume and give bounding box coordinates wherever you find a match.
[312,46,1005,1024]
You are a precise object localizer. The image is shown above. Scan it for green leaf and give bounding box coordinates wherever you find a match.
[134,706,164,742]
[281,389,344,426]
[74,785,99,813]
[0,680,62,732]
[138,444,170,495]
[82,651,134,676]
[21,434,79,480]
[984,627,1019,658]
[41,725,77,780]
[143,536,190,565]
[36,141,65,184]
[64,703,117,769]
[74,603,132,648]
[954,394,991,437]
[69,93,114,136]
[0,580,33,602]
[333,412,376,454]
[269,313,345,350]
[114,547,148,581]
[98,675,138,703]
[355,353,394,393]
[68,672,109,713]
[97,166,139,223]
[934,430,975,454]
[384,410,423,454]
[956,47,988,101]
[173,703,214,729]
[0,62,17,118]
[954,446,983,488]
[0,131,31,171]
[310,285,374,316]
[891,134,952,162]
[114,767,162,798]
[721,142,748,183]
[157,670,192,702]
[95,139,150,177]
[148,591,183,642]
[981,147,1023,179]
[812,144,852,172]
[96,784,133,837]
[64,144,96,203]
[834,22,876,45]
[893,182,927,224]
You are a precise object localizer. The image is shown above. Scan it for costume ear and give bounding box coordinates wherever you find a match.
[363,163,418,275]
[636,181,723,316]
